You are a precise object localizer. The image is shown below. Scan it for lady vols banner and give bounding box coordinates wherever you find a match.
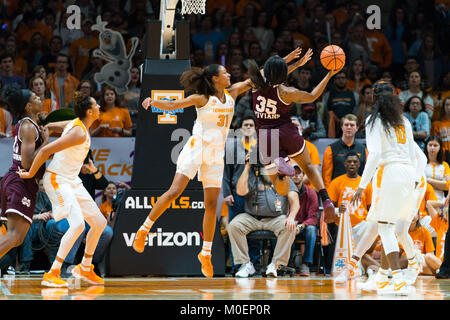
[332,206,356,277]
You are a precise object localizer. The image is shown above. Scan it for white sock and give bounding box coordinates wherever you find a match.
[201,241,212,256]
[51,260,62,271]
[140,217,154,233]
[392,269,404,282]
[81,255,93,270]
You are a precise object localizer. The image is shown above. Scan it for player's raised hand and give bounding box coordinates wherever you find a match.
[329,63,345,76]
[297,48,313,67]
[142,97,153,110]
[284,47,302,64]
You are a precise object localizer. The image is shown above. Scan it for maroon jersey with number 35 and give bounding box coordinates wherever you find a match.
[252,85,293,129]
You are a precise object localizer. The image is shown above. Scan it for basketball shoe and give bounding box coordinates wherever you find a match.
[377,270,409,296]
[404,253,423,285]
[133,229,148,253]
[198,252,214,278]
[358,269,385,292]
[41,269,68,288]
[72,264,104,285]
[274,157,295,177]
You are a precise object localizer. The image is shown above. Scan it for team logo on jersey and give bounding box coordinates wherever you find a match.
[151,90,185,124]
[21,197,31,208]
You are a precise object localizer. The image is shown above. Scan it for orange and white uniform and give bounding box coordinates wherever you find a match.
[43,118,100,221]
[176,91,235,188]
[360,115,417,223]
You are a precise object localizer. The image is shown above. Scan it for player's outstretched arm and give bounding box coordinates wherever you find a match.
[17,126,87,179]
[20,120,49,170]
[45,120,72,134]
[141,94,206,111]
[282,67,341,104]
[227,78,253,101]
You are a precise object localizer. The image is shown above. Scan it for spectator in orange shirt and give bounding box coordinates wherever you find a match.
[429,198,448,263]
[46,54,79,108]
[431,97,450,163]
[327,152,377,274]
[69,17,100,80]
[400,211,441,275]
[16,11,53,44]
[365,26,393,70]
[90,86,133,137]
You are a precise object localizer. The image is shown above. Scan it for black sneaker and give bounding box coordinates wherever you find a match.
[16,263,30,275]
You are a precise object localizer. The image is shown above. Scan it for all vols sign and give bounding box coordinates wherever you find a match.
[106,189,225,276]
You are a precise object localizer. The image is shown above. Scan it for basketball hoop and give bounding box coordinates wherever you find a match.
[180,0,206,14]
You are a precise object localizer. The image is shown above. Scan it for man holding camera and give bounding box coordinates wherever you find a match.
[227,153,299,278]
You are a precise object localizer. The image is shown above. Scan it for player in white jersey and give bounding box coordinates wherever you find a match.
[132,64,253,278]
[18,92,106,287]
[349,80,420,295]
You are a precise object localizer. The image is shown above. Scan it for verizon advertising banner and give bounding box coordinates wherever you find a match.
[107,189,226,276]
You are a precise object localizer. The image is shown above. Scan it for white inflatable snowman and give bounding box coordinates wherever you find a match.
[91,16,140,94]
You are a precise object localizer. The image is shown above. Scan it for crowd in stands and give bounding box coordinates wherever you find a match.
[0,0,449,277]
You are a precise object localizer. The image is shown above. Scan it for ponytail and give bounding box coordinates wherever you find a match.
[248,59,270,91]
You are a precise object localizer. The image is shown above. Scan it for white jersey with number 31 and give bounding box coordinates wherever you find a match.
[191,90,235,148]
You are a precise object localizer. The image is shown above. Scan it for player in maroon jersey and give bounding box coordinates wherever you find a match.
[248,55,343,222]
[0,86,49,260]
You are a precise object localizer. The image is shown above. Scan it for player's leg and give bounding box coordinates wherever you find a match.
[43,201,85,288]
[291,150,335,222]
[377,222,407,294]
[0,214,31,259]
[133,173,190,253]
[197,187,221,278]
[72,186,107,284]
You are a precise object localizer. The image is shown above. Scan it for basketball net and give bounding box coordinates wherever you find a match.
[180,0,206,14]
[332,206,355,277]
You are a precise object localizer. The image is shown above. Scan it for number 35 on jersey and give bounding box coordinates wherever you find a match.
[254,96,281,120]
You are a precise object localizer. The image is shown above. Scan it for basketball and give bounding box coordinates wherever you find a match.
[320,45,346,70]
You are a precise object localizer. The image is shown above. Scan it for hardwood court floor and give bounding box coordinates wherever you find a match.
[0,274,449,300]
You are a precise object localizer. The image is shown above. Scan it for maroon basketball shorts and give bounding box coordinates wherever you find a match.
[0,171,38,224]
[257,122,305,165]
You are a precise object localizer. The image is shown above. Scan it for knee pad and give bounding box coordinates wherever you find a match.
[378,223,399,255]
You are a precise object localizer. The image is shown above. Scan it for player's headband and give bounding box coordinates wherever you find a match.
[373,80,393,95]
